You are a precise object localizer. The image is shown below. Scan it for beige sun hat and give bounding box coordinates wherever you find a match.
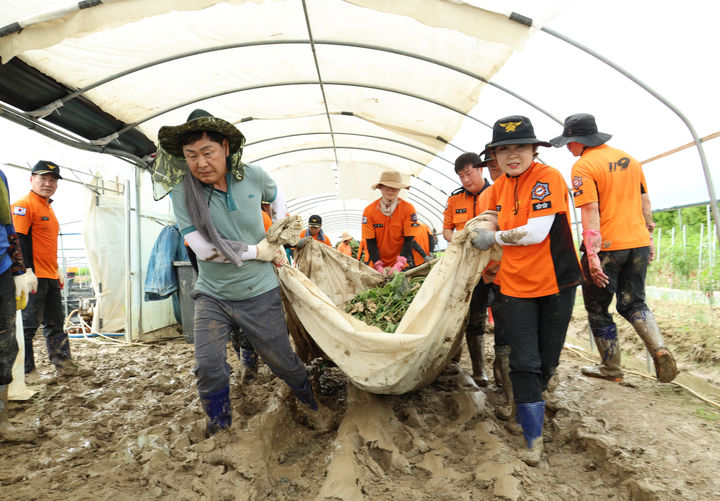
[341,231,352,241]
[371,169,410,190]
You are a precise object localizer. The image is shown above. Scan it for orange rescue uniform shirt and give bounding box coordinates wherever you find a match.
[300,229,332,246]
[11,190,60,279]
[337,242,353,256]
[412,222,431,265]
[362,198,418,267]
[474,184,501,284]
[442,179,491,232]
[571,143,650,251]
[487,162,581,298]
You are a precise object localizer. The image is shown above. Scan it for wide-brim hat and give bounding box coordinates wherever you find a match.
[341,231,352,241]
[481,115,551,155]
[158,109,246,157]
[371,169,410,190]
[549,113,612,148]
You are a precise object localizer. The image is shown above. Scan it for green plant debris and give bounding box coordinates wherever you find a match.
[345,272,425,333]
[694,407,719,421]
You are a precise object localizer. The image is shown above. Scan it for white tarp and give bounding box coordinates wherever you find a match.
[277,216,501,394]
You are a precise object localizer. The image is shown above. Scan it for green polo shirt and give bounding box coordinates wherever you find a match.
[171,163,278,301]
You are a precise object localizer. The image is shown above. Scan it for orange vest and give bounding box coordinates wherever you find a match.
[338,241,352,256]
[487,162,581,298]
[11,190,59,279]
[412,222,431,265]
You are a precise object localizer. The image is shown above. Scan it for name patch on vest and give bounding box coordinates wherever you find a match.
[532,201,552,211]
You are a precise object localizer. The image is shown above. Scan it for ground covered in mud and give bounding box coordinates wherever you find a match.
[2,297,719,500]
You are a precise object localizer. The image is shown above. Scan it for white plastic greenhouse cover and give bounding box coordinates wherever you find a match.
[0,0,718,238]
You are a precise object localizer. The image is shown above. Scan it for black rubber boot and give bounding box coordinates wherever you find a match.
[289,377,318,411]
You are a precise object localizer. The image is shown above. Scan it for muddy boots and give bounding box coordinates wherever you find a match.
[516,401,545,466]
[466,329,488,386]
[0,385,37,443]
[200,386,232,435]
[240,349,258,383]
[493,345,514,420]
[629,310,678,383]
[289,377,319,411]
[582,324,624,381]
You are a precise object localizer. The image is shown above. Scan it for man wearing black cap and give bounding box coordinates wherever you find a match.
[11,161,86,380]
[296,214,332,251]
[551,113,678,384]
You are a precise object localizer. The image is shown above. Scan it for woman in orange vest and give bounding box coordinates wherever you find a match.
[470,116,581,466]
[337,231,353,257]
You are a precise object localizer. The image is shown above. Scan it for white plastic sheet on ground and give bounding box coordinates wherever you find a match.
[276,216,501,394]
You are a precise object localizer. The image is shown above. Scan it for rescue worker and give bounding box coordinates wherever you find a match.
[0,168,37,442]
[550,113,678,383]
[443,152,493,385]
[337,231,354,257]
[159,109,317,434]
[357,238,370,266]
[411,222,433,267]
[295,214,331,257]
[12,161,88,380]
[362,170,419,274]
[471,116,582,465]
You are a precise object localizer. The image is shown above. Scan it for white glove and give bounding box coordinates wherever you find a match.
[256,239,283,262]
[24,268,38,293]
[14,273,32,310]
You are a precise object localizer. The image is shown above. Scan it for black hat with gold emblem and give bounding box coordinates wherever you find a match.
[31,160,62,179]
[481,115,551,155]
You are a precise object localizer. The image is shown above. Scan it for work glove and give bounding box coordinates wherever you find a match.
[296,236,311,250]
[373,259,385,274]
[582,229,609,288]
[470,228,496,251]
[272,249,288,267]
[256,238,284,262]
[391,256,408,272]
[14,273,32,310]
[24,268,38,294]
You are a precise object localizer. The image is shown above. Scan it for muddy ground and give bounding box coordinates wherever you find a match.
[2,296,719,501]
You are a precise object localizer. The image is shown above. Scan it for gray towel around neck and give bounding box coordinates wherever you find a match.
[183,170,249,267]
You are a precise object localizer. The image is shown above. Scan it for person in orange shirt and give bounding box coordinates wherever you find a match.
[356,238,370,266]
[337,231,354,257]
[361,170,419,274]
[551,113,677,383]
[295,215,332,258]
[410,222,433,266]
[11,161,88,380]
[471,116,582,465]
[444,152,493,385]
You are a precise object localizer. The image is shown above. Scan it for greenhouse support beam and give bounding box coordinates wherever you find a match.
[511,15,720,242]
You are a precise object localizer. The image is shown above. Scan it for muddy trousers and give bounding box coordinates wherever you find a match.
[191,287,308,397]
[465,280,491,381]
[22,277,70,373]
[504,287,576,404]
[0,269,18,386]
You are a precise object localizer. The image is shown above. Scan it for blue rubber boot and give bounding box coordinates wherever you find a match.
[240,348,259,383]
[516,401,545,466]
[199,386,232,435]
[582,324,623,381]
[289,378,318,411]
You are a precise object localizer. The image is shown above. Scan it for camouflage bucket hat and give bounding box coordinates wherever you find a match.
[157,109,246,158]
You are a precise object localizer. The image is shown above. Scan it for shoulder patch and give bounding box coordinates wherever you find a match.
[410,213,418,222]
[496,204,502,211]
[361,216,368,224]
[572,176,583,190]
[531,181,551,201]
[12,206,26,216]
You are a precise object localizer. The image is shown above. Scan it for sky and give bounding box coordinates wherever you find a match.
[1,0,718,248]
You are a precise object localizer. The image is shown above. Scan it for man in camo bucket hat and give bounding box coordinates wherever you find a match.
[160,109,319,435]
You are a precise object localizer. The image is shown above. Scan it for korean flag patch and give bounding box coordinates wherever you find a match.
[531,181,551,201]
[361,216,368,224]
[13,206,26,216]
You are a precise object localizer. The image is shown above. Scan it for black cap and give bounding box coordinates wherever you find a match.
[549,113,612,148]
[308,214,322,227]
[481,115,551,156]
[31,160,62,179]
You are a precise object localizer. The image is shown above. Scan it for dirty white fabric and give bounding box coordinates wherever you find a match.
[270,216,501,394]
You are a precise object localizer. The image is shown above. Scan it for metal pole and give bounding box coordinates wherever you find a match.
[124,180,132,343]
[656,227,662,262]
[59,231,69,319]
[536,21,720,244]
[134,168,144,341]
[698,224,704,290]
